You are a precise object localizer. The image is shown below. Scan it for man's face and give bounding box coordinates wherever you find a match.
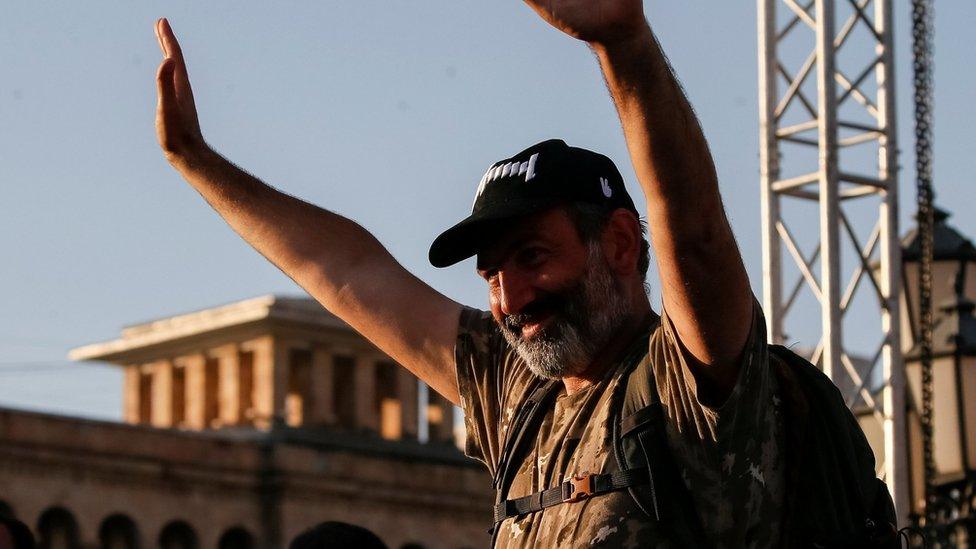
[477,208,629,379]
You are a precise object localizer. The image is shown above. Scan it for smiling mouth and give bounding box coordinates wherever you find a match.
[517,312,555,340]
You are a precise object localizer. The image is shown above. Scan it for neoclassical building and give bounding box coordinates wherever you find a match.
[0,295,491,548]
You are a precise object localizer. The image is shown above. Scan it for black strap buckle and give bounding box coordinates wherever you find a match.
[562,473,595,503]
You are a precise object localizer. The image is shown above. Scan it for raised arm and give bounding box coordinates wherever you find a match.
[153,19,462,404]
[523,3,753,395]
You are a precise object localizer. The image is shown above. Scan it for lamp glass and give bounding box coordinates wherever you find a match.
[907,354,965,481]
[933,354,964,479]
[963,354,976,471]
[902,260,963,343]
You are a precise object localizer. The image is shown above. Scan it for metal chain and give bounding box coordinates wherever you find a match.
[910,0,936,527]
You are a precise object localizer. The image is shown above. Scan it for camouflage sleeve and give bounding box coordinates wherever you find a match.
[705,300,777,445]
[454,307,534,476]
[651,298,774,442]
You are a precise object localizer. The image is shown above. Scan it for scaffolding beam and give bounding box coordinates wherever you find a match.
[758,0,907,524]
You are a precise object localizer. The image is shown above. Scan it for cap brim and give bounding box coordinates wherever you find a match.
[428,197,563,268]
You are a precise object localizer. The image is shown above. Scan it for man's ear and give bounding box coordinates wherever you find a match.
[601,209,642,276]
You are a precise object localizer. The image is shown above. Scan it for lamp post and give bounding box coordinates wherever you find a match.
[902,208,976,546]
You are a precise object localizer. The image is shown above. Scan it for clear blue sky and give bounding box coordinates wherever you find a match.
[1,2,973,420]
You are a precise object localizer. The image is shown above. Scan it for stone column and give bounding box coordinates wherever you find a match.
[397,369,419,440]
[181,353,207,430]
[310,345,335,426]
[428,391,456,443]
[273,340,292,427]
[245,336,276,430]
[353,355,378,432]
[212,344,241,426]
[123,366,140,424]
[150,359,174,428]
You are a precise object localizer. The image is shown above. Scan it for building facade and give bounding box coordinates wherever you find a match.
[0,295,491,548]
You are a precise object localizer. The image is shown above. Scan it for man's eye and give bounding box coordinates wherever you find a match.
[517,247,546,266]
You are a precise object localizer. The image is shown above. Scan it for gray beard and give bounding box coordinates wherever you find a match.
[498,244,631,380]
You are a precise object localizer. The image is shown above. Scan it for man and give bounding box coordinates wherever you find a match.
[154,3,774,547]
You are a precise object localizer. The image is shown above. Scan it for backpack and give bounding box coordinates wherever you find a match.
[488,336,900,548]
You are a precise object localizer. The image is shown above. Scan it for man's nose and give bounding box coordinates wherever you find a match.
[497,271,534,317]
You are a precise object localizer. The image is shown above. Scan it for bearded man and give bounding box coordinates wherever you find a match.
[154,2,894,547]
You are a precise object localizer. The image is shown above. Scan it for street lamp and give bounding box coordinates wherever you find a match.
[902,207,976,545]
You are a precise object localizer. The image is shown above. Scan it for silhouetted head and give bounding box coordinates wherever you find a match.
[288,521,387,549]
[0,516,35,549]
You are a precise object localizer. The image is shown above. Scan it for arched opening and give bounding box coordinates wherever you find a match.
[332,355,357,429]
[36,507,80,549]
[158,521,198,549]
[99,514,139,549]
[217,527,254,549]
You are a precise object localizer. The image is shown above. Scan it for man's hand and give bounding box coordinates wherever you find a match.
[155,18,205,166]
[522,0,647,46]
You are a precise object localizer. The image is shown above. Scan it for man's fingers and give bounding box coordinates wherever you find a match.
[156,58,188,154]
[156,58,179,116]
[154,19,195,107]
[157,18,186,65]
[155,19,166,55]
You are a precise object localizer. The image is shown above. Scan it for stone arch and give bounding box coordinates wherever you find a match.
[217,526,254,549]
[158,520,198,549]
[36,507,80,549]
[98,513,140,549]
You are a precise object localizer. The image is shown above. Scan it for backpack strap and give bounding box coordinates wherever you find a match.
[612,334,709,546]
[488,379,560,537]
[612,395,664,520]
[492,468,652,524]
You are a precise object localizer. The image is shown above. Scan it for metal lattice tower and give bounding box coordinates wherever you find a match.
[758,0,907,522]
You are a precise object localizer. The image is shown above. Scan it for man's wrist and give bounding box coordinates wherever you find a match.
[589,22,654,60]
[169,140,219,175]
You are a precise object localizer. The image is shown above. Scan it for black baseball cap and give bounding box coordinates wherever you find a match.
[429,139,637,268]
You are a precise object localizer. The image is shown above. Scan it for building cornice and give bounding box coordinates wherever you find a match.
[69,294,349,364]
